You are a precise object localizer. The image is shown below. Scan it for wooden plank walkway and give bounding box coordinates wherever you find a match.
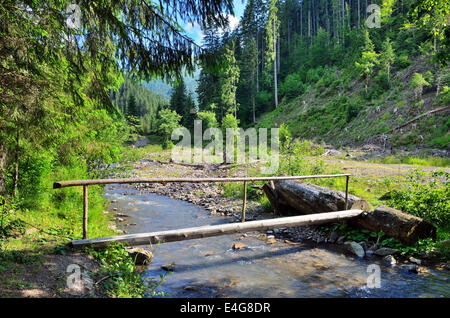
[71,209,363,249]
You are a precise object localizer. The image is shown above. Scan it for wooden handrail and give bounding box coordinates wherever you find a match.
[53,174,351,189]
[53,174,351,240]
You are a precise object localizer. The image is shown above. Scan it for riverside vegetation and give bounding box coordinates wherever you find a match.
[1,0,449,297]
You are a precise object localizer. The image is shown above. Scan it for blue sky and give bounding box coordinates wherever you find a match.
[184,0,246,46]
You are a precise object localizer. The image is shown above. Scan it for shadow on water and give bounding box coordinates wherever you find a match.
[104,184,450,298]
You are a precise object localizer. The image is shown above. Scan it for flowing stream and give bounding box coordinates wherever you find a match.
[105,184,450,298]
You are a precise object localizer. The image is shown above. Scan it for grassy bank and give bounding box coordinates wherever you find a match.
[0,140,166,298]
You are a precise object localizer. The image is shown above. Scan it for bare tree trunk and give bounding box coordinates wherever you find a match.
[300,5,303,38]
[277,35,280,73]
[13,130,19,198]
[273,21,278,108]
[256,31,259,93]
[0,142,7,196]
[252,94,256,123]
[358,0,361,28]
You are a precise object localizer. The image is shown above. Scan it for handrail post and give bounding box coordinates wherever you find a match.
[344,175,349,210]
[241,181,247,223]
[83,185,88,239]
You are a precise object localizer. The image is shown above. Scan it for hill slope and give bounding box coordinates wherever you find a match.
[258,55,450,154]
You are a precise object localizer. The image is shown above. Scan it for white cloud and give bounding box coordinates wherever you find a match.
[226,14,240,32]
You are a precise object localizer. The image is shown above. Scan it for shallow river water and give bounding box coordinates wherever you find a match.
[105,184,450,298]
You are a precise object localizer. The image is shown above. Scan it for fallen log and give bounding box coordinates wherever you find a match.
[71,210,363,249]
[263,180,370,216]
[351,206,436,245]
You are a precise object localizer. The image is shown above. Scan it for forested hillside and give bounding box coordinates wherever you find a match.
[191,0,449,152]
[110,78,168,135]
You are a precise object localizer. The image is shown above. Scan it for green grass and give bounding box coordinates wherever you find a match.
[0,141,165,297]
[367,155,450,168]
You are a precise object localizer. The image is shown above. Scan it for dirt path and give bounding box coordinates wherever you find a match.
[0,251,106,298]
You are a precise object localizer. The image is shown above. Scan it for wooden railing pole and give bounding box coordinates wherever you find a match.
[83,185,88,239]
[242,181,247,223]
[345,176,349,210]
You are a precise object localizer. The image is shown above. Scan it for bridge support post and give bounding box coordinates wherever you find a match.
[345,176,349,210]
[83,185,88,239]
[241,181,247,222]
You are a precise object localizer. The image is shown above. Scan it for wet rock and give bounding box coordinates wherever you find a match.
[127,248,153,265]
[382,255,397,266]
[329,231,339,243]
[374,247,400,256]
[409,256,422,265]
[232,243,248,250]
[365,249,374,257]
[345,242,365,258]
[336,236,346,244]
[266,237,278,244]
[116,217,126,222]
[116,213,129,217]
[161,263,176,272]
[401,264,418,273]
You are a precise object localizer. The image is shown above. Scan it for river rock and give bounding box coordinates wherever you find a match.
[401,264,418,273]
[345,242,365,258]
[232,243,248,250]
[382,255,397,266]
[329,231,339,243]
[373,247,400,256]
[161,262,176,272]
[409,256,422,265]
[127,248,153,265]
[336,236,346,244]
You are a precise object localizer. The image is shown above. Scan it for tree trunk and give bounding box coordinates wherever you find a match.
[357,0,360,28]
[351,206,436,245]
[13,130,19,198]
[273,21,278,108]
[263,180,369,216]
[252,94,256,123]
[0,142,7,196]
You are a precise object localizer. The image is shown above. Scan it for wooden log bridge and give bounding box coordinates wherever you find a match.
[53,174,351,241]
[72,210,363,249]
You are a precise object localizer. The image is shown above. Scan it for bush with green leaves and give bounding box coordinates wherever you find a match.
[0,197,25,250]
[280,73,305,100]
[387,169,449,232]
[89,244,167,298]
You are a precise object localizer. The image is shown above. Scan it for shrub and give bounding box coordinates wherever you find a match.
[387,169,450,232]
[280,73,305,100]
